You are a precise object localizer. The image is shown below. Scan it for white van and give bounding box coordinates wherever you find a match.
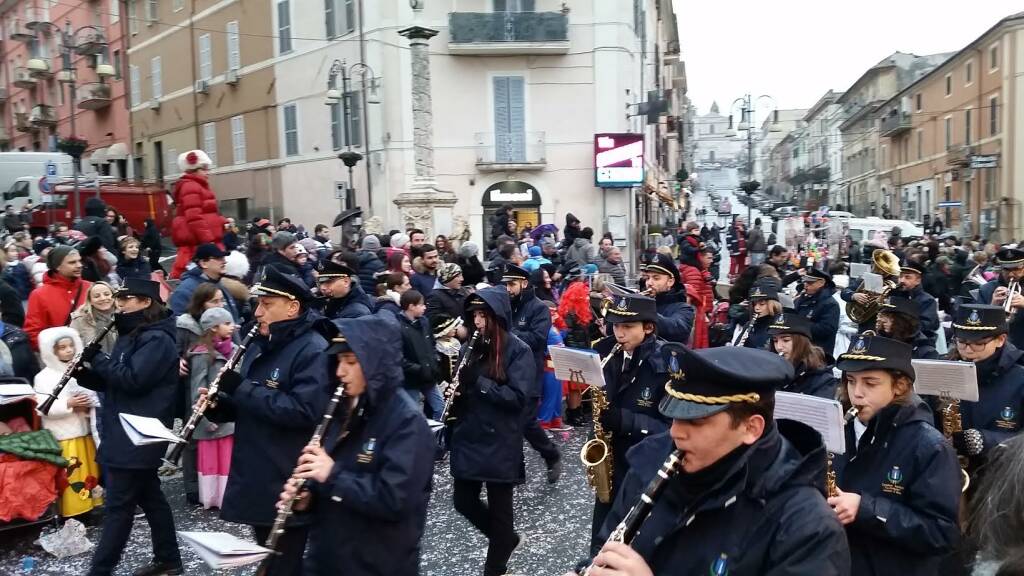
[0,152,74,210]
[843,217,925,244]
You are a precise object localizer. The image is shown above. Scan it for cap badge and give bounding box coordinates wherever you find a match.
[668,351,683,380]
[851,337,868,354]
[750,287,764,297]
[967,309,982,326]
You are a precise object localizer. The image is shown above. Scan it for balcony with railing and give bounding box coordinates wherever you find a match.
[946,143,973,166]
[475,132,546,170]
[13,67,36,89]
[880,110,912,137]
[449,11,569,54]
[30,105,56,127]
[77,83,112,110]
[15,112,33,133]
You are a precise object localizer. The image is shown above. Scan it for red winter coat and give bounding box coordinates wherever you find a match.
[171,172,225,278]
[679,263,713,349]
[24,273,91,350]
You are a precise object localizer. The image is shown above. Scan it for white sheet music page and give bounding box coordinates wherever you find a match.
[911,360,979,402]
[774,392,847,454]
[549,347,606,389]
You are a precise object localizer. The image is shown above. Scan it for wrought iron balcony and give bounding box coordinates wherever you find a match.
[13,67,36,89]
[77,83,112,110]
[75,31,108,56]
[475,132,546,170]
[7,19,33,42]
[15,112,34,133]
[880,111,912,137]
[30,105,56,127]
[449,11,569,55]
[27,58,53,79]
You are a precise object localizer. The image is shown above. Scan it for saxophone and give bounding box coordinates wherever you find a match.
[580,343,622,504]
[941,396,971,494]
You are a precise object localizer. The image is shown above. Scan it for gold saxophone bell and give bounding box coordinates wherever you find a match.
[846,249,902,324]
[580,343,621,504]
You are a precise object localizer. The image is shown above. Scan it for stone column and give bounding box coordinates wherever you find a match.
[394,25,455,238]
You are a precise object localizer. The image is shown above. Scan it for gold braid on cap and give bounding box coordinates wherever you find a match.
[952,323,1001,331]
[663,382,760,404]
[837,353,885,361]
[252,285,297,300]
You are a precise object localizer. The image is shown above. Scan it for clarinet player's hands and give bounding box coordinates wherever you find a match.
[587,542,654,576]
[278,477,311,512]
[294,445,334,484]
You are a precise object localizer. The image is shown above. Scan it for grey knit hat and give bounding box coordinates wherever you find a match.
[271,231,297,251]
[200,306,234,332]
[390,232,410,249]
[361,235,382,251]
[46,245,76,271]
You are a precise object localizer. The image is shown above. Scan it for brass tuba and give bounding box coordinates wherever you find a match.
[846,249,902,324]
[580,344,621,503]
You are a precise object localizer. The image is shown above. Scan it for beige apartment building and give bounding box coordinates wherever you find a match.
[126,0,276,219]
[877,12,1023,240]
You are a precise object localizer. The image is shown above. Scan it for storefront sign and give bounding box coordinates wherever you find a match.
[594,133,644,188]
[970,155,999,169]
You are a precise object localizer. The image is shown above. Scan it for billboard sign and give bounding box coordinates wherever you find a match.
[594,133,644,188]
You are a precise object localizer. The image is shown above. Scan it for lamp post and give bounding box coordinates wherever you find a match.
[324,59,376,214]
[29,21,110,221]
[729,94,778,225]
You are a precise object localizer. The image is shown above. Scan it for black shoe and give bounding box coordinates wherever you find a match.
[545,456,562,484]
[132,562,184,576]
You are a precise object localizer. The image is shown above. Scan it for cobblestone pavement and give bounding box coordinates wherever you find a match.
[1,427,593,576]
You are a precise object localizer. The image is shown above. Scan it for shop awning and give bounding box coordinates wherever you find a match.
[85,147,108,165]
[106,142,128,160]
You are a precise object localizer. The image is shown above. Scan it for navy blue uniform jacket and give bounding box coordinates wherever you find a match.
[510,287,551,398]
[654,288,694,345]
[892,285,939,346]
[783,364,837,400]
[304,313,434,576]
[832,399,960,576]
[978,277,1024,350]
[210,309,331,526]
[794,286,840,355]
[324,283,374,320]
[958,343,1024,467]
[77,314,179,470]
[595,421,850,575]
[449,287,535,484]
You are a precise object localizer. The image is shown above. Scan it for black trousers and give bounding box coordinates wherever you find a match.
[253,524,310,576]
[88,467,180,576]
[524,396,560,463]
[453,480,516,576]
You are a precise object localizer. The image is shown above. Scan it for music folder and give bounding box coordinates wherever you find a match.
[549,347,606,389]
[774,392,847,454]
[911,359,979,402]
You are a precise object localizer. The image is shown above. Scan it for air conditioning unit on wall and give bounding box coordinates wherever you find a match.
[195,79,209,94]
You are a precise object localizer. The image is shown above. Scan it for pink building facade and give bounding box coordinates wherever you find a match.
[0,0,128,174]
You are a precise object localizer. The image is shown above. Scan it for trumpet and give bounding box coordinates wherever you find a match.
[826,407,860,498]
[163,325,258,468]
[39,321,116,415]
[581,450,683,575]
[256,380,351,576]
[1003,280,1020,316]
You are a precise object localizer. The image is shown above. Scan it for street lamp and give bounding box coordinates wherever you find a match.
[324,59,378,214]
[728,94,777,225]
[31,20,109,222]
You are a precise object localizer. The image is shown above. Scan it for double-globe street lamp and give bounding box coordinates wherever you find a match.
[324,59,377,214]
[27,20,113,222]
[728,94,779,225]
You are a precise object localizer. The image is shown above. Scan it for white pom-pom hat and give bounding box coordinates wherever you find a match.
[177,149,212,172]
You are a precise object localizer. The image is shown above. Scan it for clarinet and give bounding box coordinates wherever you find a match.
[39,321,116,415]
[581,449,683,575]
[255,381,350,576]
[439,331,480,422]
[735,315,757,348]
[163,325,259,468]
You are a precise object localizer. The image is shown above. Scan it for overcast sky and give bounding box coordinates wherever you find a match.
[674,0,1020,122]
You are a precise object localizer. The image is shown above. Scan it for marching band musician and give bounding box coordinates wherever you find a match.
[976,247,1024,350]
[588,294,671,554]
[874,296,939,360]
[768,312,837,399]
[641,253,695,345]
[317,259,373,319]
[830,333,960,575]
[202,268,330,576]
[946,304,1024,475]
[448,286,535,576]
[277,312,434,575]
[891,259,939,347]
[575,347,849,576]
[794,268,841,355]
[75,279,183,576]
[502,263,562,483]
[731,277,781,349]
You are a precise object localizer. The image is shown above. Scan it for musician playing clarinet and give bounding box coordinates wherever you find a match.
[976,247,1024,349]
[588,295,670,554]
[277,312,434,575]
[202,268,330,576]
[74,279,182,576]
[572,347,849,576]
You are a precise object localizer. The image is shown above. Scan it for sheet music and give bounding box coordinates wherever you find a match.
[912,360,979,402]
[774,392,846,454]
[549,347,606,389]
[119,414,184,446]
[849,262,869,279]
[861,271,883,292]
[178,531,269,569]
[778,293,795,310]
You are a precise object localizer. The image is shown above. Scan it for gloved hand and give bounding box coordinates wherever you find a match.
[217,370,244,395]
[952,429,984,456]
[600,407,624,433]
[81,342,102,362]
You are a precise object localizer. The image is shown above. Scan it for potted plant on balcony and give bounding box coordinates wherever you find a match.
[57,135,88,158]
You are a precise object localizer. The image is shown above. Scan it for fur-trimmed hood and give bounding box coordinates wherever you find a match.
[38,326,83,372]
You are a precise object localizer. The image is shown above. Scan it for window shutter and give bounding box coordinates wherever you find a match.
[493,76,511,162]
[226,22,240,70]
[325,0,335,38]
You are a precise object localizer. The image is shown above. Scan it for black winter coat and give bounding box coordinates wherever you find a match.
[0,279,24,327]
[399,313,438,392]
[794,286,840,355]
[74,198,116,253]
[734,314,772,350]
[782,364,837,400]
[594,335,672,498]
[832,399,960,576]
[425,287,467,326]
[654,288,694,345]
[2,324,38,380]
[210,310,330,526]
[509,287,551,398]
[115,257,152,281]
[449,288,534,484]
[594,422,850,575]
[455,256,486,287]
[892,285,939,346]
[356,250,385,297]
[76,314,179,469]
[324,284,374,320]
[304,313,433,576]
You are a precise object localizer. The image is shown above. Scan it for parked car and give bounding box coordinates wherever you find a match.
[771,205,801,218]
